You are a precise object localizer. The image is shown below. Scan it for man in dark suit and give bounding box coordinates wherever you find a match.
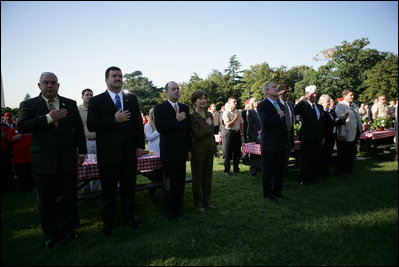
[154,81,192,221]
[294,85,326,185]
[17,72,87,248]
[277,85,295,173]
[257,81,287,202]
[87,66,145,236]
[318,95,348,179]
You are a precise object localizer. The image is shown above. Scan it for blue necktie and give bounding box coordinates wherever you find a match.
[312,103,318,120]
[115,94,122,111]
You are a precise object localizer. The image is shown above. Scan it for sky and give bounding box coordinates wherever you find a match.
[1,1,398,108]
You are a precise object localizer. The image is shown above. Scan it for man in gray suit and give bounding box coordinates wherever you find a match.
[335,89,363,175]
[18,72,87,248]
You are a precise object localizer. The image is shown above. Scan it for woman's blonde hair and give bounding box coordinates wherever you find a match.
[248,97,258,110]
[147,108,156,132]
[318,94,331,105]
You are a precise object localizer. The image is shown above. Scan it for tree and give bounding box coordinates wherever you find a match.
[240,62,274,104]
[361,53,398,103]
[224,55,245,107]
[293,68,319,102]
[317,38,388,99]
[123,71,162,115]
[24,93,31,101]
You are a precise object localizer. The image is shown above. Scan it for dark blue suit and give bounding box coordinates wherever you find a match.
[87,91,144,230]
[257,98,287,197]
[294,100,325,184]
[154,101,191,217]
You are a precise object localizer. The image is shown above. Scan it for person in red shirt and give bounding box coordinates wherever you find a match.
[1,122,14,193]
[7,124,34,192]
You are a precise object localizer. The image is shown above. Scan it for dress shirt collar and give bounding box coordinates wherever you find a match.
[167,99,179,111]
[266,97,277,105]
[42,95,59,109]
[341,99,352,107]
[107,89,123,101]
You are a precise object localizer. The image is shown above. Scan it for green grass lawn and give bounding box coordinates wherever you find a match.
[1,148,397,266]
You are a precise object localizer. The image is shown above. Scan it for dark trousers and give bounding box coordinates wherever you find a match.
[335,139,357,175]
[15,162,34,192]
[299,142,322,183]
[223,130,241,173]
[190,151,214,208]
[1,152,14,193]
[261,151,285,196]
[163,161,186,215]
[99,158,137,230]
[34,163,78,240]
[319,135,335,178]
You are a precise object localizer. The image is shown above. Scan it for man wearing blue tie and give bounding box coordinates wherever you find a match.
[294,85,326,185]
[87,66,145,236]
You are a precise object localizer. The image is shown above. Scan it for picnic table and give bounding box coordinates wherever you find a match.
[242,141,301,156]
[77,153,191,200]
[241,141,302,175]
[359,128,396,152]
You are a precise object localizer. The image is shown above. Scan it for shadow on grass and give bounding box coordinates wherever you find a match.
[1,151,397,266]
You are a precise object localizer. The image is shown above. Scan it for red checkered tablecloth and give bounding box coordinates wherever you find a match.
[77,154,162,181]
[242,142,261,155]
[242,141,301,156]
[359,128,395,140]
[137,154,162,172]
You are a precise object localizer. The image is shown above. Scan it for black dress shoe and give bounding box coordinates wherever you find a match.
[263,194,277,202]
[176,211,189,218]
[225,172,231,176]
[273,193,287,199]
[45,238,57,249]
[66,233,79,241]
[167,212,177,221]
[127,220,141,230]
[101,228,112,237]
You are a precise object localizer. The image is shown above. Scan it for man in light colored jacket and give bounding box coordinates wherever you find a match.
[335,89,362,176]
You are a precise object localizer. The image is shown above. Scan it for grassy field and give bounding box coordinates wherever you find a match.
[1,148,397,266]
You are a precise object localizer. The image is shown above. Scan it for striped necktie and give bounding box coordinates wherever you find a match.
[48,98,58,128]
[48,98,56,111]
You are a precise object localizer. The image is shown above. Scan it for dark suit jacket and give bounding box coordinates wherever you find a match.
[17,93,87,174]
[277,98,295,148]
[242,109,261,143]
[323,109,336,147]
[87,91,144,167]
[257,98,287,152]
[294,100,325,144]
[154,101,192,162]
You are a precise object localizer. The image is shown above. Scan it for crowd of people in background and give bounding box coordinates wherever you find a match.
[1,66,398,249]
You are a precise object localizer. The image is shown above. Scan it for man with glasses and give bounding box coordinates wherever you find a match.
[371,95,389,119]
